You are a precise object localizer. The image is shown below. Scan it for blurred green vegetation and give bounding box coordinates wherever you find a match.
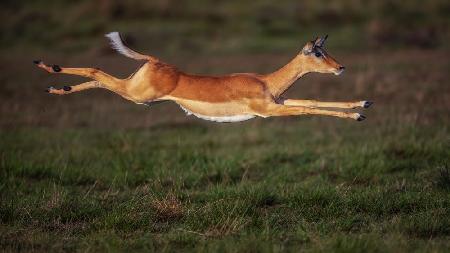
[1,0,449,54]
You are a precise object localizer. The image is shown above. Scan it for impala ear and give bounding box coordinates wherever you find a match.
[314,35,328,48]
[302,41,314,55]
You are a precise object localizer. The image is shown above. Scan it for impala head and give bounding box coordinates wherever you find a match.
[301,35,345,75]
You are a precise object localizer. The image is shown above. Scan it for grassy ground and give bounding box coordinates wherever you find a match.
[1,121,449,252]
[1,1,450,252]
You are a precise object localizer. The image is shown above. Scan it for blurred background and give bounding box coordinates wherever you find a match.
[1,0,449,128]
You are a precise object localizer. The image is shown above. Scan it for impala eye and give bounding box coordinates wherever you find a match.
[314,51,322,57]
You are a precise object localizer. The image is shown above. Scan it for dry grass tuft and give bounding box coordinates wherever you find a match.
[152,193,184,222]
[205,217,249,237]
[43,191,63,210]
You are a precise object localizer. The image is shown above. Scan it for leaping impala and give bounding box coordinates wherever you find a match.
[35,32,372,122]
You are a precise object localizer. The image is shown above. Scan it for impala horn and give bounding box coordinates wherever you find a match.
[315,35,328,48]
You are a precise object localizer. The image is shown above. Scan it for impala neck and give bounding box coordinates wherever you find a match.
[265,53,308,97]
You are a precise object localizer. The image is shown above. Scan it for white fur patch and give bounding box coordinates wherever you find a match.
[178,105,255,123]
[105,32,147,60]
[334,69,344,76]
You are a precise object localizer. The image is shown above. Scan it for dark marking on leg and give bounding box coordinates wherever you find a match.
[52,65,61,72]
[63,86,72,91]
[275,96,286,105]
[363,101,373,108]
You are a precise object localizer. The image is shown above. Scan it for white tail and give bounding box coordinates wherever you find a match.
[105,32,151,61]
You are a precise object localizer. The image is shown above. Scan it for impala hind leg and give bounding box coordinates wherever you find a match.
[46,81,100,95]
[280,98,373,109]
[260,104,365,121]
[34,60,126,95]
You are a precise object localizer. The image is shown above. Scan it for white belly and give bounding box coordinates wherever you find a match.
[179,105,255,123]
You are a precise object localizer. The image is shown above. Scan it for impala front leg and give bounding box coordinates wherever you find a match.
[46,81,100,95]
[260,103,366,121]
[280,98,373,109]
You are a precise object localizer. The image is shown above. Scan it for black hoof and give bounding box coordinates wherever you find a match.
[63,86,72,91]
[45,86,54,93]
[52,65,61,72]
[363,101,373,108]
[357,114,366,121]
[33,59,42,65]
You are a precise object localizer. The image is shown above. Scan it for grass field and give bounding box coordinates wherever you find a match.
[1,121,450,252]
[1,1,450,252]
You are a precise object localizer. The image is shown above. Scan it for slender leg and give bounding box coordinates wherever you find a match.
[46,81,100,95]
[260,103,365,121]
[34,60,126,95]
[281,98,373,109]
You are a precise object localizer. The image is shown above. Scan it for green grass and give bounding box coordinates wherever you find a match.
[1,121,449,252]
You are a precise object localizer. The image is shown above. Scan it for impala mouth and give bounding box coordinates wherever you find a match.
[334,66,345,75]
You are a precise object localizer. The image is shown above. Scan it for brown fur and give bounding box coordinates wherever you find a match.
[36,36,372,121]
